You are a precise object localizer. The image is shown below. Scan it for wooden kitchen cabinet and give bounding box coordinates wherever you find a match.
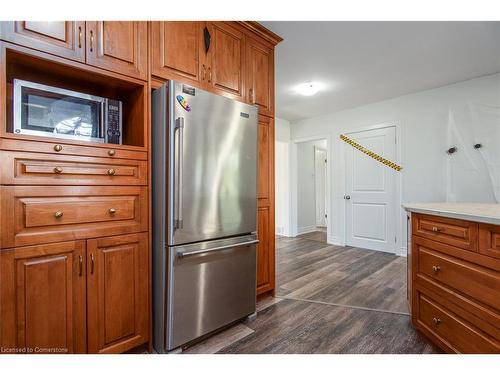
[0,241,87,353]
[0,21,85,62]
[256,114,275,295]
[257,206,273,293]
[258,115,273,204]
[85,21,148,80]
[206,22,246,100]
[247,36,274,116]
[86,233,149,354]
[151,21,204,85]
[410,212,500,353]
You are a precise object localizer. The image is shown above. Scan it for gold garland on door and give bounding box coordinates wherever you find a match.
[340,134,403,172]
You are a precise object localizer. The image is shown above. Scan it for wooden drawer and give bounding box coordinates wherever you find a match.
[0,186,147,248]
[415,275,500,342]
[0,138,147,161]
[412,213,478,251]
[479,223,500,260]
[417,241,500,311]
[417,292,499,353]
[0,151,147,186]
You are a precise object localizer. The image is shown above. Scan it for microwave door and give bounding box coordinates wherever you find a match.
[13,79,106,143]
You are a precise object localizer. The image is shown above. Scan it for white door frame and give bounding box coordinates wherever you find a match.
[335,121,404,255]
[290,134,332,242]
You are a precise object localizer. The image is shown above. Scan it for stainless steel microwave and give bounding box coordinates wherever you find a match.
[13,79,122,144]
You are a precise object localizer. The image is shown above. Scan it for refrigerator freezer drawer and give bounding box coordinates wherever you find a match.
[166,237,257,351]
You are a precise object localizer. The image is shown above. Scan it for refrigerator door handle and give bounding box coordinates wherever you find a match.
[174,117,184,229]
[177,239,259,259]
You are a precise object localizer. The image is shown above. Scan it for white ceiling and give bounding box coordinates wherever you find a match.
[260,22,500,122]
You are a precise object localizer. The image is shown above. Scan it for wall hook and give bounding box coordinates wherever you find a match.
[447,146,457,155]
[474,143,482,149]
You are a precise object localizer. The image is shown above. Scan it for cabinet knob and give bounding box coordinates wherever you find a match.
[53,166,63,174]
[432,226,442,232]
[432,317,442,326]
[108,208,116,215]
[54,211,63,219]
[107,168,116,176]
[432,265,441,273]
[108,149,116,156]
[53,144,63,152]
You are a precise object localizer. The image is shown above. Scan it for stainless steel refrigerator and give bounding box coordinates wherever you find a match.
[152,80,259,353]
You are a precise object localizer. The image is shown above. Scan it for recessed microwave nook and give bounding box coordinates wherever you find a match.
[13,79,122,144]
[5,48,147,148]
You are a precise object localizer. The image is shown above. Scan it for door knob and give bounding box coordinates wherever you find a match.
[344,195,351,200]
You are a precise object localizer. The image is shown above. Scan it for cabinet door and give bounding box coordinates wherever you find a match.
[86,233,148,354]
[256,115,275,295]
[85,21,147,80]
[257,206,274,293]
[207,22,245,100]
[258,115,273,204]
[0,241,86,353]
[0,21,85,62]
[151,21,204,85]
[247,37,274,116]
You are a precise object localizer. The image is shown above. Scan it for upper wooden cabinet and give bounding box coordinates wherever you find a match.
[86,233,149,354]
[206,22,245,100]
[0,21,148,80]
[0,21,85,62]
[151,21,204,85]
[85,21,148,80]
[246,37,274,116]
[151,21,247,100]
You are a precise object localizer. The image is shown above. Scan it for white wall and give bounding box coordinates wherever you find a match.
[275,117,291,236]
[296,139,327,234]
[290,73,500,254]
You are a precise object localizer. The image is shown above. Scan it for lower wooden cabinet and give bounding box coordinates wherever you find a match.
[86,233,149,354]
[0,240,87,353]
[410,213,500,353]
[0,233,149,353]
[257,206,274,294]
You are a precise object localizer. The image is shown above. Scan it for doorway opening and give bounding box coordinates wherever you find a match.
[294,137,329,241]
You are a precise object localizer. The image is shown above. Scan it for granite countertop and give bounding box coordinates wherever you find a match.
[402,202,500,225]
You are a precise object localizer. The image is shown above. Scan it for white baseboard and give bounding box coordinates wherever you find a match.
[328,236,344,246]
[296,225,317,235]
[395,246,407,257]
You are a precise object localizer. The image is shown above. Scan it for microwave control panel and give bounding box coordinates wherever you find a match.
[105,99,122,144]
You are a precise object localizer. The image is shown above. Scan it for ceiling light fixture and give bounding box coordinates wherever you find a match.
[296,82,320,96]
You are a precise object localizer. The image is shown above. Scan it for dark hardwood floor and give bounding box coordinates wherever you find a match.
[183,232,440,354]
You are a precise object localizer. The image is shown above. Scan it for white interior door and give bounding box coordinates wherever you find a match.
[345,126,397,253]
[315,147,327,227]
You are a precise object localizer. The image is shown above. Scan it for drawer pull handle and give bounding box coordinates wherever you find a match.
[53,144,63,152]
[107,169,116,176]
[53,166,63,174]
[90,254,95,275]
[54,211,63,218]
[431,226,442,232]
[432,265,441,273]
[432,317,442,326]
[108,149,116,156]
[79,255,83,276]
[108,208,116,215]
